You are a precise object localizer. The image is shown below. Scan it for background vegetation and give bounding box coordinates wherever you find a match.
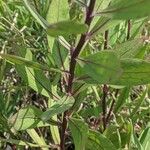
[0,0,150,150]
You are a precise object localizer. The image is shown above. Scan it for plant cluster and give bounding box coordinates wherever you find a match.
[0,0,150,150]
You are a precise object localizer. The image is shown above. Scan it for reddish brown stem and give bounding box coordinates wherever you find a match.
[101,30,109,131]
[60,111,68,150]
[60,1,96,149]
[67,0,96,94]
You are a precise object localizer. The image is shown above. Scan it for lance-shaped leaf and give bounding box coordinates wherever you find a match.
[77,51,122,84]
[98,0,150,20]
[114,38,144,59]
[89,17,121,38]
[14,48,54,98]
[46,0,69,23]
[140,127,150,150]
[27,129,49,150]
[113,58,150,85]
[23,0,87,37]
[41,96,74,121]
[0,138,50,148]
[114,87,130,113]
[130,88,147,117]
[47,21,88,37]
[0,53,61,73]
[69,118,89,150]
[23,0,48,29]
[9,106,49,131]
[86,130,116,150]
[46,0,70,67]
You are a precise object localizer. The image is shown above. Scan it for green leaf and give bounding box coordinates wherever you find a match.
[114,87,130,113]
[0,53,61,73]
[104,125,121,149]
[90,17,121,37]
[90,0,114,33]
[0,138,50,148]
[131,130,144,150]
[48,98,60,145]
[80,106,102,119]
[86,130,116,150]
[95,0,111,11]
[139,127,150,150]
[41,96,74,121]
[69,118,89,150]
[130,88,147,117]
[131,133,144,150]
[46,0,69,23]
[14,49,51,98]
[47,21,88,37]
[23,0,48,29]
[27,129,49,150]
[120,121,133,148]
[9,106,49,131]
[50,116,60,144]
[51,40,69,69]
[114,38,144,58]
[77,51,122,84]
[0,112,10,132]
[113,58,150,85]
[99,0,150,19]
[46,0,69,52]
[130,18,146,39]
[17,66,53,98]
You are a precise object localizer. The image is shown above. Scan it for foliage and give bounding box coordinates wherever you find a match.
[0,0,150,149]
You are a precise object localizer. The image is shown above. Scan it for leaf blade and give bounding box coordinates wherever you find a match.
[113,58,150,85]
[69,118,89,150]
[86,130,117,150]
[47,21,88,37]
[77,51,122,84]
[99,0,150,19]
[41,96,74,121]
[9,106,49,131]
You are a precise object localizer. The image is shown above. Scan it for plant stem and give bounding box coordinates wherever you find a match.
[60,1,96,149]
[60,111,68,150]
[106,99,115,124]
[102,30,109,131]
[67,0,96,94]
[102,85,108,131]
[104,30,109,49]
[127,20,131,40]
